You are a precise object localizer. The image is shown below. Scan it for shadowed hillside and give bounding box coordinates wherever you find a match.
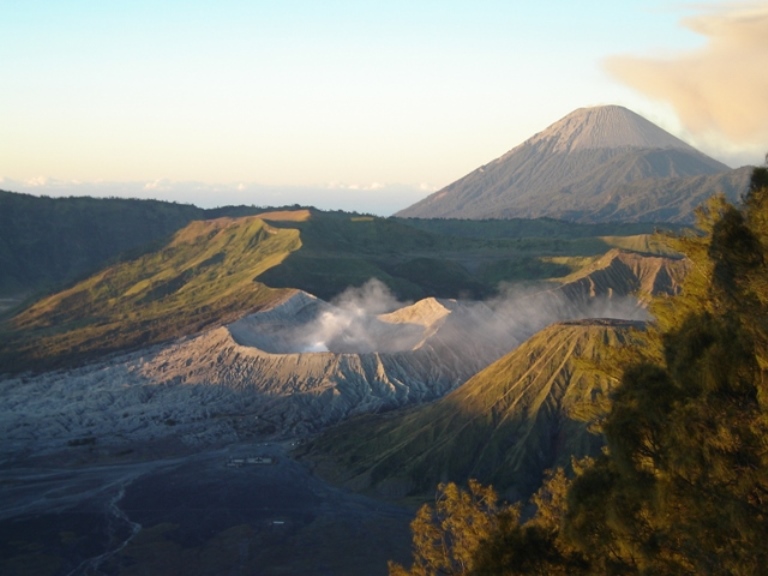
[0,190,271,299]
[303,319,646,502]
[257,211,681,300]
[556,249,690,305]
[392,217,668,240]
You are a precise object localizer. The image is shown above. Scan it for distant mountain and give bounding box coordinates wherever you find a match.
[397,105,746,223]
[303,319,646,501]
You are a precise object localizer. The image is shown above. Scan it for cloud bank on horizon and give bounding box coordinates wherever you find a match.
[0,177,431,215]
[604,3,768,161]
[3,1,765,214]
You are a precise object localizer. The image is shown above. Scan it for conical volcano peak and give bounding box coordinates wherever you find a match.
[396,104,735,223]
[528,105,696,153]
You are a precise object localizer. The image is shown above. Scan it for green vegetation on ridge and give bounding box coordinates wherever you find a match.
[0,190,273,300]
[258,210,675,301]
[305,319,646,502]
[1,215,299,371]
[392,216,670,240]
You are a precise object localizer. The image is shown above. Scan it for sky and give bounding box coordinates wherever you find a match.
[1,0,766,215]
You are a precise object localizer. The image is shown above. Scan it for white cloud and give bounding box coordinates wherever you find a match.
[604,3,768,151]
[2,178,431,216]
[25,176,52,187]
[325,181,388,191]
[143,179,173,191]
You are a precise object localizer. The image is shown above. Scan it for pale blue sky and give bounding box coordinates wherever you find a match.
[2,1,766,213]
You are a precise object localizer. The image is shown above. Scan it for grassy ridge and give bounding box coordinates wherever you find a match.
[258,211,474,299]
[257,211,673,300]
[0,190,267,298]
[1,216,300,371]
[393,217,670,239]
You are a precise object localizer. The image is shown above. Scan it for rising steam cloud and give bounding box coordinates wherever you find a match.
[261,278,649,355]
[604,3,768,153]
[297,279,414,353]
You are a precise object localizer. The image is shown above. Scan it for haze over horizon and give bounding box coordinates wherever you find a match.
[2,1,766,215]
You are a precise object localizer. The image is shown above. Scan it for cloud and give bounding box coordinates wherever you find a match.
[604,3,768,147]
[25,176,53,187]
[325,181,387,191]
[3,177,430,216]
[143,179,173,191]
[293,279,414,353]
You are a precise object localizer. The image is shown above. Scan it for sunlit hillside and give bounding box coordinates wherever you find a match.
[304,319,646,501]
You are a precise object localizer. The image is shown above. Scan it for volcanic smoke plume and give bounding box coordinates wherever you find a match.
[228,278,649,356]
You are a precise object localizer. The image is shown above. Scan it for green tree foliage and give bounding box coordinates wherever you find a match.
[389,480,509,576]
[393,470,590,576]
[471,468,589,576]
[394,165,768,575]
[563,166,768,575]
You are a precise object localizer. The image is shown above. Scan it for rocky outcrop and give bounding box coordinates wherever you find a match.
[557,249,690,304]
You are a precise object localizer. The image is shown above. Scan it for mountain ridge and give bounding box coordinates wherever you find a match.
[0,189,282,299]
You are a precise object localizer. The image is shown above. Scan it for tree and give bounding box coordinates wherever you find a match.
[389,480,508,576]
[390,165,768,575]
[470,467,589,576]
[564,166,768,575]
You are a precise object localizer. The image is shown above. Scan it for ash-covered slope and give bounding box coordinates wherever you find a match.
[0,293,519,459]
[397,105,735,223]
[556,249,690,305]
[304,319,646,501]
[526,105,701,152]
[0,276,654,462]
[0,243,688,462]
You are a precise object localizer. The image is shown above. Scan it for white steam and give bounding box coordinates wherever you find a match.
[294,279,417,354]
[230,278,650,356]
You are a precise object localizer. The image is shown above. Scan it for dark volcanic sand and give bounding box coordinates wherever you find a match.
[0,443,412,576]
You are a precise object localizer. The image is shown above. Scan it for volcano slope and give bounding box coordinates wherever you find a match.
[0,190,265,298]
[0,281,652,462]
[0,212,304,371]
[0,234,687,462]
[302,319,647,502]
[397,105,744,223]
[555,248,690,305]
